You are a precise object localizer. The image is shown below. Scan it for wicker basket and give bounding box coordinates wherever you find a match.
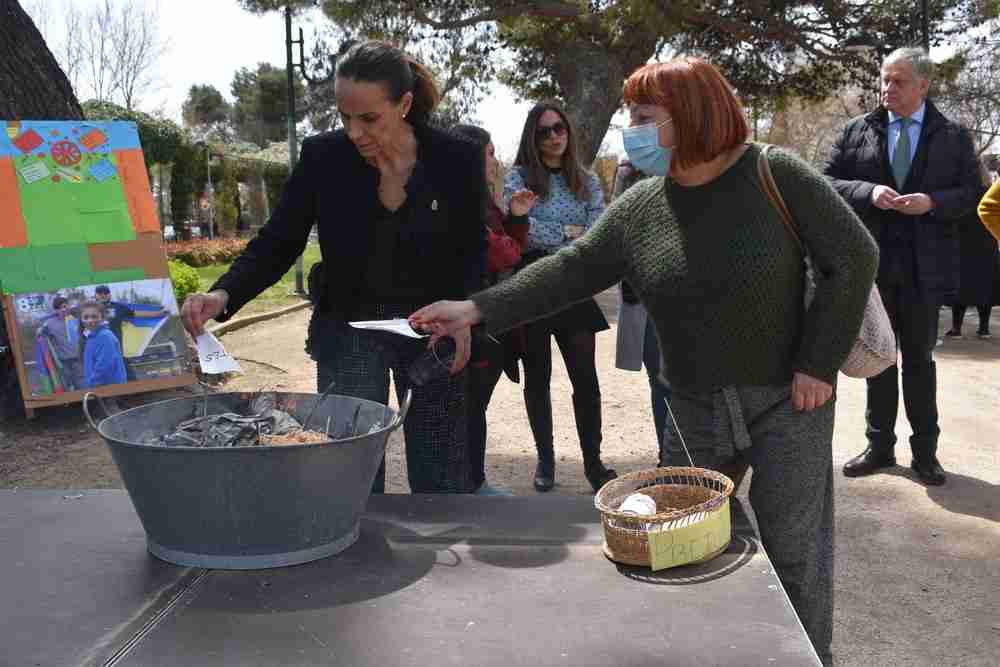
[594,467,735,568]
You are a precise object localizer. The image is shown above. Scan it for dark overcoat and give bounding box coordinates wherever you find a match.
[824,100,984,303]
[955,210,1000,305]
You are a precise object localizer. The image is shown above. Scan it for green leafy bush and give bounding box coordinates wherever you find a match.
[168,260,200,305]
[165,238,249,267]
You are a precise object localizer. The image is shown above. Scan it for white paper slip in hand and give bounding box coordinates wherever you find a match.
[348,318,428,339]
[195,332,243,374]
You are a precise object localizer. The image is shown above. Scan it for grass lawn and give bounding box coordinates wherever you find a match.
[195,243,321,316]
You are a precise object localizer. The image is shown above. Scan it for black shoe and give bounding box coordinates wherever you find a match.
[533,460,554,492]
[944,328,962,338]
[911,458,946,486]
[843,447,896,477]
[584,462,618,494]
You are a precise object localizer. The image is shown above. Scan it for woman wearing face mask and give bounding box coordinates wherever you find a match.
[78,301,127,388]
[412,58,878,665]
[502,102,616,494]
[179,40,488,494]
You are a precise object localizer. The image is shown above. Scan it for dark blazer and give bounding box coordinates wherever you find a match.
[211,123,487,321]
[823,100,983,302]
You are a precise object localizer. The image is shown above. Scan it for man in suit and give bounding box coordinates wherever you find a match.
[824,47,983,486]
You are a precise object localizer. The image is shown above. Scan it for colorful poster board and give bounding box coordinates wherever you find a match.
[0,120,193,412]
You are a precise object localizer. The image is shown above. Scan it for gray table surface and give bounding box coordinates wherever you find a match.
[1,490,820,667]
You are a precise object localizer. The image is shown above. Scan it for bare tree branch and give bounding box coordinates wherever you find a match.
[59,3,86,96]
[112,0,167,110]
[84,0,118,102]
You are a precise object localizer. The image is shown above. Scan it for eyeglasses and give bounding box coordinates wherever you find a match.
[536,121,568,142]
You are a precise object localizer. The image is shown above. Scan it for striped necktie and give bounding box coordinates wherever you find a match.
[892,116,912,189]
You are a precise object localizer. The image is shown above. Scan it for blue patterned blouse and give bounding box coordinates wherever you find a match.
[503,167,605,253]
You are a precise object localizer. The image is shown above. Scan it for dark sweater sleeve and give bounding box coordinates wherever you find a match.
[823,124,876,218]
[472,188,631,335]
[771,148,879,382]
[209,137,319,321]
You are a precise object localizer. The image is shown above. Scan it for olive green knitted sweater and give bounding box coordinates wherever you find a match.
[473,144,879,391]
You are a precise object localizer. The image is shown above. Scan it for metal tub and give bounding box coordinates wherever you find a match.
[84,390,409,570]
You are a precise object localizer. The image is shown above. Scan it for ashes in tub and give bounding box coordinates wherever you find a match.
[152,394,383,447]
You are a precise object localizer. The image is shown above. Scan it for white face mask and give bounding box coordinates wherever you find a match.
[621,118,673,176]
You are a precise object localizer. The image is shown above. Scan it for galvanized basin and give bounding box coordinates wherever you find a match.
[84,390,409,570]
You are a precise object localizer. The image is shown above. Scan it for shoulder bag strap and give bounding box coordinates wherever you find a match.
[757,144,805,256]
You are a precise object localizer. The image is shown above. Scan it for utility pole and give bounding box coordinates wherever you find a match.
[285,5,305,295]
[205,145,215,241]
[283,6,344,295]
[285,5,311,294]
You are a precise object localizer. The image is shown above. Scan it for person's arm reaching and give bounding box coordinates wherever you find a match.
[412,188,635,338]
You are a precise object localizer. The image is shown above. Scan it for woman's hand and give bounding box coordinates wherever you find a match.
[181,290,228,337]
[791,372,833,411]
[509,189,538,216]
[409,300,482,338]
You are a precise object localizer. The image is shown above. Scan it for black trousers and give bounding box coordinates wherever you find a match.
[865,282,940,460]
[466,361,504,491]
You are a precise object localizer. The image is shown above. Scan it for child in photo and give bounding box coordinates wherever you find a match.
[78,301,128,388]
[35,296,83,391]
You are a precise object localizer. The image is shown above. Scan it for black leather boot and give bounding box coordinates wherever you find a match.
[533,456,555,492]
[525,388,555,492]
[573,393,617,493]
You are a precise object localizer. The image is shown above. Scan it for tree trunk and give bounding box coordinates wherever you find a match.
[0,0,82,418]
[0,0,83,120]
[551,39,655,166]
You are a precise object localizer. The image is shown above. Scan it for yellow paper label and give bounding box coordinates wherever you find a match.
[648,497,731,571]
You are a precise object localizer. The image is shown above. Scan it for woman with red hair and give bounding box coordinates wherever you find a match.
[412,57,879,665]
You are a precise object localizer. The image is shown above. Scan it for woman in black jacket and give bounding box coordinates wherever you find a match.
[180,41,487,494]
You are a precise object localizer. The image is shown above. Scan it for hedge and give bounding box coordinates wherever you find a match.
[168,260,201,305]
[165,238,249,267]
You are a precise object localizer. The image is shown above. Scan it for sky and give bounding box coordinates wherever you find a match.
[26,0,560,162]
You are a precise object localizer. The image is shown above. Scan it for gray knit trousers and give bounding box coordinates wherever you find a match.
[663,383,835,666]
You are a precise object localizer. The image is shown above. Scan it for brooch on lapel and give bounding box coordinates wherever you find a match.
[431,199,438,211]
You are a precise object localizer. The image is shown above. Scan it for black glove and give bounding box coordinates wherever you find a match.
[620,280,639,305]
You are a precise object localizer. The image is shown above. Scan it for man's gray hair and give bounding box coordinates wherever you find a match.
[883,47,933,80]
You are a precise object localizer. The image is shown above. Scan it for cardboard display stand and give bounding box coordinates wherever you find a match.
[0,120,195,417]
